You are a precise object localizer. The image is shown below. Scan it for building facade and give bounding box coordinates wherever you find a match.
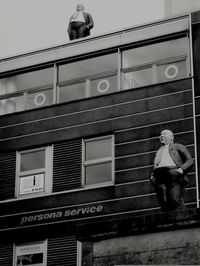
[0,10,200,266]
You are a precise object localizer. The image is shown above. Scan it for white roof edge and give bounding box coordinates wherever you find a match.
[0,12,191,74]
[0,12,191,63]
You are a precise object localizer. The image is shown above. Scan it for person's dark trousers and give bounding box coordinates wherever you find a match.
[68,22,89,40]
[150,167,185,211]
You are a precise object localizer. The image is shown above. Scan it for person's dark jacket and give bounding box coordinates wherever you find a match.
[151,143,194,185]
[67,12,94,37]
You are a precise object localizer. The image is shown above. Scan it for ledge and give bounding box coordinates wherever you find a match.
[77,207,200,241]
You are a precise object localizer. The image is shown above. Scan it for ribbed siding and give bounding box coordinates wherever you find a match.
[0,151,16,201]
[47,236,77,266]
[115,85,196,211]
[53,139,82,192]
[0,242,13,266]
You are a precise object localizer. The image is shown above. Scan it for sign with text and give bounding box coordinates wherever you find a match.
[16,241,46,266]
[20,205,104,226]
[20,174,44,195]
[0,197,136,231]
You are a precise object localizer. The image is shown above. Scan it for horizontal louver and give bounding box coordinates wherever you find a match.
[47,236,77,266]
[0,151,16,201]
[0,242,13,266]
[53,139,82,192]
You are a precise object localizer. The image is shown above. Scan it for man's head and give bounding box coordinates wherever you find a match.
[76,3,85,11]
[159,129,174,145]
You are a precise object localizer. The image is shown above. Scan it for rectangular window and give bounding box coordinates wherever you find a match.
[58,53,118,103]
[82,136,114,187]
[0,67,53,115]
[122,37,190,90]
[16,146,53,197]
[14,241,47,266]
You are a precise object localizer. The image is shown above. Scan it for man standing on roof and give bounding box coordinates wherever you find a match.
[67,4,94,41]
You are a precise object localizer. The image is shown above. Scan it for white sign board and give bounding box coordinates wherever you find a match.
[20,174,44,195]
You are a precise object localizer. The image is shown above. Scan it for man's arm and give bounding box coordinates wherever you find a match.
[86,13,94,29]
[177,144,194,173]
[67,15,73,33]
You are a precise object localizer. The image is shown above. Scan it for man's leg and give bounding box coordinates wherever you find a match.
[168,182,183,210]
[69,28,77,40]
[156,183,168,211]
[77,24,88,38]
[151,169,168,211]
[168,169,184,210]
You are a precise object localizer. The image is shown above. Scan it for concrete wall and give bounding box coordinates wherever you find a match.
[92,228,200,265]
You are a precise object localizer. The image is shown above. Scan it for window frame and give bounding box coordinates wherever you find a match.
[0,66,55,108]
[15,146,53,198]
[0,32,192,117]
[120,35,191,90]
[56,51,120,103]
[13,240,47,266]
[82,135,115,188]
[77,241,82,266]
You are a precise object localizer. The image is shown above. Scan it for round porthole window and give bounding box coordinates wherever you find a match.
[165,64,179,79]
[34,93,46,106]
[97,80,110,93]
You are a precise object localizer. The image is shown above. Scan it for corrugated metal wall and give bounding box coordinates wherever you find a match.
[0,242,13,266]
[0,79,196,212]
[47,236,77,266]
[115,79,196,211]
[53,139,82,192]
[0,151,16,201]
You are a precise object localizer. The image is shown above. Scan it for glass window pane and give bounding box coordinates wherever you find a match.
[89,75,117,97]
[157,60,187,82]
[0,95,25,115]
[27,89,53,109]
[122,37,189,89]
[58,75,118,102]
[20,150,45,172]
[0,68,53,114]
[59,82,86,103]
[59,53,118,82]
[17,253,43,265]
[0,68,53,93]
[16,242,46,266]
[123,68,153,89]
[85,162,112,185]
[58,53,118,103]
[86,138,112,161]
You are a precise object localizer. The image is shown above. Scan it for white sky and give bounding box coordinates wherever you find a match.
[0,0,165,59]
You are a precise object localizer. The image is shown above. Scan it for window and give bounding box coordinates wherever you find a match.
[58,53,118,103]
[122,37,190,90]
[16,146,53,197]
[0,67,53,115]
[0,34,192,117]
[82,136,114,187]
[14,241,47,266]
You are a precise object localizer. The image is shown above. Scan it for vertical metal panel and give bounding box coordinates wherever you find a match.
[189,13,200,207]
[53,139,82,192]
[0,151,16,201]
[47,236,77,266]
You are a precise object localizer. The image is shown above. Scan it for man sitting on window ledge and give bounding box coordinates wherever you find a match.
[149,129,194,212]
